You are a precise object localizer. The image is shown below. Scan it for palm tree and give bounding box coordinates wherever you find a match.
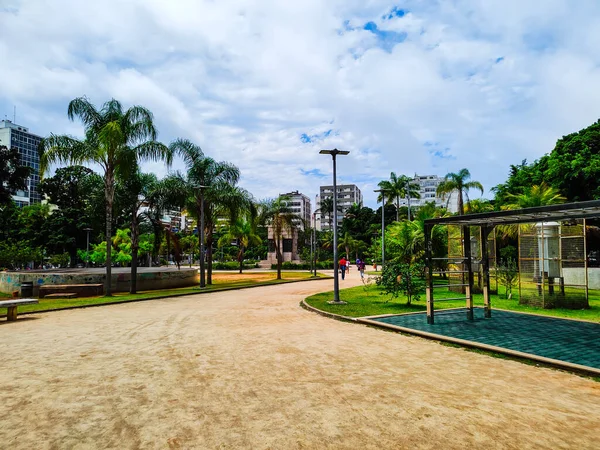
[218,218,262,273]
[168,139,250,284]
[502,182,566,209]
[436,168,484,216]
[318,197,341,231]
[40,97,172,295]
[497,183,566,239]
[118,170,161,293]
[338,231,359,260]
[378,172,421,221]
[260,196,296,280]
[465,198,494,214]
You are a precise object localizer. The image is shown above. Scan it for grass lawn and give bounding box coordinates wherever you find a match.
[306,277,600,323]
[2,271,326,315]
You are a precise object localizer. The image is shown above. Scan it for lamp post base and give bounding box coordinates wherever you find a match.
[327,300,347,305]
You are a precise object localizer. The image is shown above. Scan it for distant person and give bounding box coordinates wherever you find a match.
[357,259,365,279]
[373,260,378,272]
[339,257,347,280]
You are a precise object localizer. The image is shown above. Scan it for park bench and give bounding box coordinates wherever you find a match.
[39,284,103,298]
[0,299,39,321]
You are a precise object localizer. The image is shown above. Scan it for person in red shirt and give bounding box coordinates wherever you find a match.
[339,257,347,280]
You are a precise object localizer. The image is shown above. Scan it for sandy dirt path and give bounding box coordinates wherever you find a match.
[1,270,599,449]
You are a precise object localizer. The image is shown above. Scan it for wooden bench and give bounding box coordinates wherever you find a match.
[39,284,104,298]
[44,293,78,299]
[0,299,39,321]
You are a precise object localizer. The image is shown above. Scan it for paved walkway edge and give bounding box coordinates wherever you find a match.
[356,317,600,378]
[5,277,328,318]
[300,299,357,323]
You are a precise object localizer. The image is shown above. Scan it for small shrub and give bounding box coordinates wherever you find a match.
[498,258,518,299]
[376,260,425,305]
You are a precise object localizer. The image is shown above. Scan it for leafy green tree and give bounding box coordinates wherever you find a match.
[40,97,172,295]
[338,231,360,260]
[436,168,484,215]
[377,261,426,305]
[40,165,104,265]
[0,145,32,205]
[260,196,296,280]
[377,172,420,221]
[218,218,262,273]
[497,258,518,299]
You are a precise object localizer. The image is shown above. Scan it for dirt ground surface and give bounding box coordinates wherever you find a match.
[1,270,599,449]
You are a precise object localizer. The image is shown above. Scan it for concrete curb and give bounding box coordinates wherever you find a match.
[302,301,600,378]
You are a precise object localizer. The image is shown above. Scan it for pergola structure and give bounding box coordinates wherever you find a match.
[424,200,600,325]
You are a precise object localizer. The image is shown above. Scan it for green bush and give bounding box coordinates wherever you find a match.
[212,261,257,270]
[270,261,333,270]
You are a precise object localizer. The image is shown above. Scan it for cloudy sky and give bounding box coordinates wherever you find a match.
[2,0,600,208]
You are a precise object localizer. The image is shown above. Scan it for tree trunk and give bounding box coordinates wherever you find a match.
[458,190,464,216]
[239,247,244,274]
[207,228,213,285]
[396,196,400,222]
[130,209,139,294]
[104,175,115,297]
[276,235,282,280]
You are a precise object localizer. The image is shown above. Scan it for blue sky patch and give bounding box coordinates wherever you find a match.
[300,129,334,144]
[383,6,407,20]
[362,21,407,52]
[301,168,327,178]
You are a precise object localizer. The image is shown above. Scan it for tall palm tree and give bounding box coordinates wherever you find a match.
[168,139,250,284]
[318,196,341,231]
[436,168,484,216]
[118,170,162,293]
[260,196,296,280]
[218,218,262,273]
[338,231,359,260]
[377,172,420,221]
[39,97,172,295]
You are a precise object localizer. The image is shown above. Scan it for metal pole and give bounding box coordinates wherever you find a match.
[86,230,90,268]
[381,192,385,268]
[200,189,206,288]
[332,154,340,302]
[314,195,318,277]
[406,181,412,222]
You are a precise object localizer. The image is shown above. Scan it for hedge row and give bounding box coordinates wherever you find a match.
[270,261,334,270]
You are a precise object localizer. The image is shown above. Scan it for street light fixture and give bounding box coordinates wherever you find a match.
[374,189,388,268]
[194,185,209,288]
[83,227,93,268]
[320,148,350,304]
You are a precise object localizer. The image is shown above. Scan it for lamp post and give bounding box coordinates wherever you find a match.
[83,227,92,268]
[406,181,412,221]
[374,189,387,268]
[320,148,350,304]
[195,185,208,288]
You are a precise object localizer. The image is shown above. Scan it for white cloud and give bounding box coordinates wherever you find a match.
[1,0,600,207]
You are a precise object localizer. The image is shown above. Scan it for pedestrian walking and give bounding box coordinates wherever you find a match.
[357,259,365,279]
[339,257,347,280]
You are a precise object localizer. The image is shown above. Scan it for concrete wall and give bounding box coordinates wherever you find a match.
[0,269,199,296]
[563,267,600,290]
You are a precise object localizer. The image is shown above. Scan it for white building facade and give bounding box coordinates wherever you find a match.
[398,174,458,214]
[317,184,363,231]
[0,120,43,206]
[282,190,311,230]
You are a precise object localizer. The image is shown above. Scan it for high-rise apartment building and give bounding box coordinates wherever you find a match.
[0,120,42,206]
[282,190,311,230]
[398,174,458,213]
[317,184,362,231]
